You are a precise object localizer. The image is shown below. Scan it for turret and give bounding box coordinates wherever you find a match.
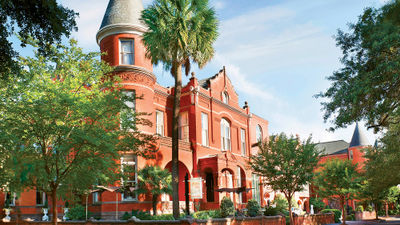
[348,123,369,168]
[97,0,156,133]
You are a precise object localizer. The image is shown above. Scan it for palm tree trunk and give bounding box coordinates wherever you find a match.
[172,63,182,219]
[51,190,58,225]
[152,194,158,216]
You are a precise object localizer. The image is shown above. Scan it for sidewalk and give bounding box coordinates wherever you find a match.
[326,217,400,225]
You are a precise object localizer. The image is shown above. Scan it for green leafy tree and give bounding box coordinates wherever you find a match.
[316,1,400,132]
[140,0,218,218]
[0,0,77,82]
[135,165,172,216]
[250,133,320,225]
[0,39,156,225]
[313,159,362,225]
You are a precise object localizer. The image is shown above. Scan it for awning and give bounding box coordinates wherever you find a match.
[215,187,253,193]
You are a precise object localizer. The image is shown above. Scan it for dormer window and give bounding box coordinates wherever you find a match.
[120,39,134,65]
[222,91,229,104]
[256,125,263,142]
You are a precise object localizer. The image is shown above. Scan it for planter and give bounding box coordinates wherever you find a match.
[42,208,49,221]
[2,208,11,222]
[63,208,69,221]
[355,211,376,220]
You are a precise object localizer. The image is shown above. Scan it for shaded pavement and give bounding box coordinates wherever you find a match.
[327,217,400,225]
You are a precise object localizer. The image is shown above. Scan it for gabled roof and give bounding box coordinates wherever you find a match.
[316,140,349,156]
[349,123,369,147]
[99,0,146,30]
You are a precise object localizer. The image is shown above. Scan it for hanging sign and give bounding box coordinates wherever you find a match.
[190,177,203,199]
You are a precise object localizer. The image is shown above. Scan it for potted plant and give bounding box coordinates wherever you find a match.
[42,199,49,221]
[63,201,69,221]
[2,198,12,222]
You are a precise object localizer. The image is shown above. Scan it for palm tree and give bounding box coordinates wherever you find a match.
[141,0,218,218]
[136,165,172,216]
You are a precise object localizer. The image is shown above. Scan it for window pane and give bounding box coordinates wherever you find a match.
[241,129,246,155]
[156,111,164,136]
[202,113,208,146]
[120,40,134,65]
[121,155,137,200]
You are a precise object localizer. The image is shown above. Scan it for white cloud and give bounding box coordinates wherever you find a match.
[213,1,226,10]
[61,0,108,50]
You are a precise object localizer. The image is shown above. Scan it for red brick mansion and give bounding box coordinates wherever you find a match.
[0,0,369,221]
[0,0,278,220]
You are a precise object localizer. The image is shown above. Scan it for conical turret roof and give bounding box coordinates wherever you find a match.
[96,0,147,44]
[349,123,369,147]
[99,0,145,30]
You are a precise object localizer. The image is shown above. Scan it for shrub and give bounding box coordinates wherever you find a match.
[122,212,131,220]
[151,214,175,220]
[246,199,261,217]
[321,209,341,223]
[310,197,325,213]
[356,205,364,212]
[193,210,221,219]
[131,210,152,220]
[66,204,91,221]
[220,197,235,217]
[346,214,355,221]
[273,194,298,213]
[366,205,373,212]
[264,207,279,216]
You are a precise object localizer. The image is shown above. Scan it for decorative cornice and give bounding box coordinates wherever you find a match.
[96,23,148,45]
[114,65,156,83]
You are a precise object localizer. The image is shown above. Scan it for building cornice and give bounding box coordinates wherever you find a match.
[114,65,156,83]
[198,92,249,118]
[96,23,148,45]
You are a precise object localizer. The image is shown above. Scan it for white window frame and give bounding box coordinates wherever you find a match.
[252,174,260,204]
[241,128,246,156]
[221,118,231,151]
[222,92,229,104]
[256,125,263,142]
[121,155,137,201]
[93,192,99,203]
[36,190,46,206]
[156,110,164,136]
[237,167,242,204]
[349,150,354,160]
[5,193,16,206]
[179,112,189,142]
[201,113,209,146]
[119,39,134,65]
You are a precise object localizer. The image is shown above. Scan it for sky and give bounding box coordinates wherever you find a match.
[16,0,389,144]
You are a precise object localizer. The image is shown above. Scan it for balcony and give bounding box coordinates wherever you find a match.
[159,136,191,152]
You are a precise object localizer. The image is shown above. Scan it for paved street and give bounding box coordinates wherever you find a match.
[328,217,400,225]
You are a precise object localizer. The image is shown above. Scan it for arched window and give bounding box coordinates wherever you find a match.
[222,92,229,104]
[221,118,231,151]
[256,125,263,142]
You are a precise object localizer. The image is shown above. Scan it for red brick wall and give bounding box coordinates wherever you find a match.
[0,216,286,225]
[293,213,335,225]
[0,214,334,225]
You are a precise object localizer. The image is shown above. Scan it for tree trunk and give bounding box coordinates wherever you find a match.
[51,190,58,225]
[385,201,388,218]
[376,203,380,220]
[172,63,182,219]
[341,197,346,225]
[286,195,293,225]
[152,194,158,216]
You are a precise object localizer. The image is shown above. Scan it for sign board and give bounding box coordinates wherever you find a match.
[190,177,203,199]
